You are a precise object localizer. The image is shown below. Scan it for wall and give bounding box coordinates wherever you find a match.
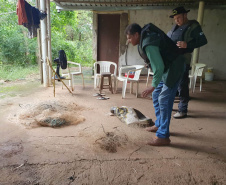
[120,7,226,80]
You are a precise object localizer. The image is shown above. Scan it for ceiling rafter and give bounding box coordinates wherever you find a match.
[52,0,226,11]
[54,0,226,5]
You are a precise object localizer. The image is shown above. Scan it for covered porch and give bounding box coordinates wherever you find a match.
[38,0,226,87]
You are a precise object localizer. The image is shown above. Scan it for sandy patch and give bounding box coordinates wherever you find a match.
[8,100,85,128]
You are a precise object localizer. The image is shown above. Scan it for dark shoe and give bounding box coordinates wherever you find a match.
[145,125,158,132]
[147,137,171,146]
[173,112,187,119]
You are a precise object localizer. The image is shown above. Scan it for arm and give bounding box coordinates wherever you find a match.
[142,45,164,98]
[187,25,207,49]
[177,24,207,49]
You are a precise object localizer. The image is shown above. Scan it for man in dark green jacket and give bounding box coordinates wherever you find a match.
[167,6,207,118]
[125,23,185,146]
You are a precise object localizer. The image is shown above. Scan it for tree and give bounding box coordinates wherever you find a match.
[50,3,93,66]
[0,0,37,65]
[0,0,93,67]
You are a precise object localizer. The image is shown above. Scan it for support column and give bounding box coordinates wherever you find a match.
[92,12,98,63]
[40,0,49,87]
[36,0,43,84]
[46,0,52,84]
[191,1,205,74]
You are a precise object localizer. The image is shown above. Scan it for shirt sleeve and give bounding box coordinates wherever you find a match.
[187,25,207,49]
[145,45,164,88]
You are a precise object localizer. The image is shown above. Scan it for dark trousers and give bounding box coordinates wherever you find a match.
[178,64,190,113]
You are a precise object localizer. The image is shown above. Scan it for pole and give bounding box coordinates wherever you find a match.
[191,1,205,74]
[46,0,52,85]
[40,0,49,87]
[36,0,43,84]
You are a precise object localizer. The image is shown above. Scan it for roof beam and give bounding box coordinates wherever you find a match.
[53,0,226,11]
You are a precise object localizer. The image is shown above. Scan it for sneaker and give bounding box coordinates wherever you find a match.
[173,112,187,119]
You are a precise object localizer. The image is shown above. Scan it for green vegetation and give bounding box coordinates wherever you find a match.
[0,65,39,81]
[0,0,93,81]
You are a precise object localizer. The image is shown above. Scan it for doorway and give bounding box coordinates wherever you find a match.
[97,14,120,73]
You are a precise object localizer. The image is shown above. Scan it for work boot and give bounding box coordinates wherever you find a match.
[145,125,158,132]
[147,137,171,146]
[173,112,187,119]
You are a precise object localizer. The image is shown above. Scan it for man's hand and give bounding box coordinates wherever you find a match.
[142,87,155,98]
[176,41,187,48]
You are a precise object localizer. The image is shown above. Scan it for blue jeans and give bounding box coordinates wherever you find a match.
[152,80,180,138]
[178,64,190,113]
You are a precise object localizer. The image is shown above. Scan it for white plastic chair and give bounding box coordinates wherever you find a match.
[116,65,144,98]
[62,61,84,91]
[146,68,154,87]
[94,61,117,92]
[189,63,206,93]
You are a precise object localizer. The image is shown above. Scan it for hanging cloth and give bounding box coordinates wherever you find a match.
[23,1,37,38]
[17,0,28,25]
[17,0,47,38]
[23,1,47,38]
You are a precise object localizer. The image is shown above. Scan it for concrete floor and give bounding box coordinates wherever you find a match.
[0,73,225,184]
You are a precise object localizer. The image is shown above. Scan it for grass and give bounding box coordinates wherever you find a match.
[0,64,40,99]
[0,64,39,81]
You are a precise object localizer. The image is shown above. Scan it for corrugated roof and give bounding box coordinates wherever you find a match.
[53,0,226,11]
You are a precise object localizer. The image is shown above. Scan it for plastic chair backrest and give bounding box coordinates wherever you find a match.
[67,61,82,74]
[118,65,144,80]
[194,63,206,77]
[94,61,117,76]
[132,65,144,80]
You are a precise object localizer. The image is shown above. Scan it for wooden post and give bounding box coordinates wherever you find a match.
[191,1,205,74]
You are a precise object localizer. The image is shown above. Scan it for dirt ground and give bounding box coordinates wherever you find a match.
[0,73,226,185]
